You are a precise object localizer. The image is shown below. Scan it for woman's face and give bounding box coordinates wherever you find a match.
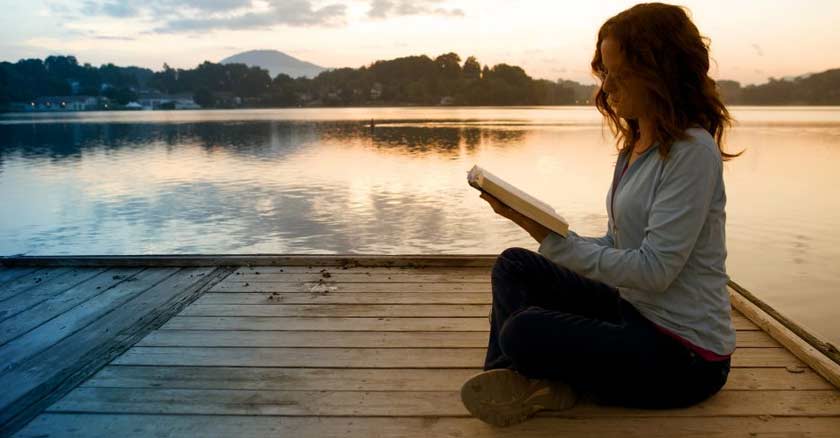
[599,37,648,120]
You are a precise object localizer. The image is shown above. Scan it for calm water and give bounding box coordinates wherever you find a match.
[1,107,839,345]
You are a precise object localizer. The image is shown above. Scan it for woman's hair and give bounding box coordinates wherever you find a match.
[591,2,742,160]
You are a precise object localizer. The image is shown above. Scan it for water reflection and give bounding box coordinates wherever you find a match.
[0,118,549,257]
[1,108,839,346]
[0,121,532,161]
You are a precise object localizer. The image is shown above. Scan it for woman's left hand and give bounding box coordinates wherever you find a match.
[479,191,551,243]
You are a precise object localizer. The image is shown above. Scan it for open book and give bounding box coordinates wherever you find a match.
[467,165,569,238]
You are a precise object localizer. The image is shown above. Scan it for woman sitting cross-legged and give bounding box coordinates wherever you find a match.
[461,2,744,427]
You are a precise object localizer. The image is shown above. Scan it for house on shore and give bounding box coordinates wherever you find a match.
[136,92,201,110]
[12,96,99,112]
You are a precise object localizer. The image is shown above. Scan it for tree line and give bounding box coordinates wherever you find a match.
[151,53,589,107]
[2,53,839,109]
[717,70,840,105]
[0,55,153,105]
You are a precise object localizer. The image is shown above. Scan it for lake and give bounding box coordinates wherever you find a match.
[1,106,838,345]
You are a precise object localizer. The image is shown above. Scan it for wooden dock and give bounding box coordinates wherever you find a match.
[1,255,839,437]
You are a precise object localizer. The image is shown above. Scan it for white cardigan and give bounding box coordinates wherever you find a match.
[538,127,735,356]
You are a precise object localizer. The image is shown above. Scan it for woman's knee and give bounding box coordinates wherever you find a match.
[490,246,528,290]
[498,308,541,364]
[492,247,531,280]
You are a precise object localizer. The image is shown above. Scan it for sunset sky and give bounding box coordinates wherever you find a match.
[1,0,838,85]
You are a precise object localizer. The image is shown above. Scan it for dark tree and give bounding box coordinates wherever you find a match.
[463,56,481,81]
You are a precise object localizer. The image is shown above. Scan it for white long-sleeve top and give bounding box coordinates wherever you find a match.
[537,127,736,356]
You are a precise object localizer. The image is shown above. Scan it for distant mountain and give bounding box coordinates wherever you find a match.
[220,50,327,79]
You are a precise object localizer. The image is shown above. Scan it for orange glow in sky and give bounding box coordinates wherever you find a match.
[1,0,839,85]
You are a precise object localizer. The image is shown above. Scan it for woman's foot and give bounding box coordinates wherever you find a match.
[460,368,577,427]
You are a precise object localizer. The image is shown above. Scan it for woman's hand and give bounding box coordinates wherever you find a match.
[479,191,551,244]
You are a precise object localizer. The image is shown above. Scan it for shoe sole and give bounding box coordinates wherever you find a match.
[460,369,576,427]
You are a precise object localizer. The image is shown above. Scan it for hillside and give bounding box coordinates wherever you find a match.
[220,50,326,79]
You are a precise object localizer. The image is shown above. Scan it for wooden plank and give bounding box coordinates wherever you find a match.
[112,346,485,368]
[730,288,840,389]
[229,273,490,283]
[0,267,75,302]
[0,268,107,320]
[210,281,490,293]
[136,329,778,349]
[111,346,801,368]
[233,266,493,275]
[46,387,840,417]
[83,366,833,391]
[0,269,176,373]
[726,367,834,390]
[197,292,493,305]
[730,281,840,365]
[736,330,782,348]
[162,316,492,331]
[179,304,491,317]
[15,415,840,438]
[137,330,490,348]
[0,267,39,286]
[0,255,498,268]
[161,314,759,331]
[174,305,770,327]
[0,267,144,346]
[733,310,759,329]
[0,267,223,433]
[84,366,481,391]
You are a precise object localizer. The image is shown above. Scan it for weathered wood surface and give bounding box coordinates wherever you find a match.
[7,260,840,438]
[47,386,840,417]
[0,255,498,268]
[0,266,231,436]
[230,272,491,283]
[160,313,760,331]
[82,365,834,391]
[13,415,840,438]
[731,288,840,389]
[730,280,840,365]
[179,303,492,317]
[0,268,107,322]
[198,291,493,304]
[0,268,40,287]
[0,268,144,346]
[111,346,802,368]
[135,329,780,348]
[210,281,492,293]
[0,267,76,302]
[0,268,158,369]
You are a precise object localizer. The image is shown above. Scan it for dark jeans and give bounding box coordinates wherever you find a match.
[485,247,730,409]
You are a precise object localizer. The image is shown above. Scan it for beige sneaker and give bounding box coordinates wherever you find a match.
[460,368,577,427]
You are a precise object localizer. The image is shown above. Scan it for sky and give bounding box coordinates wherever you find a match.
[1,0,839,85]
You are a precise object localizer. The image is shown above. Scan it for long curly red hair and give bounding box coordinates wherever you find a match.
[591,3,743,160]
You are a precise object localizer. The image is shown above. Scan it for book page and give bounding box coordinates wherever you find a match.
[468,165,555,214]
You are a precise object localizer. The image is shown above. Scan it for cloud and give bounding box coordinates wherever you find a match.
[91,35,136,41]
[64,0,347,32]
[751,43,764,57]
[157,2,347,32]
[78,0,253,17]
[368,0,464,19]
[80,0,140,17]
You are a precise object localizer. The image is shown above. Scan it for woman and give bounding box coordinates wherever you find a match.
[461,2,743,427]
